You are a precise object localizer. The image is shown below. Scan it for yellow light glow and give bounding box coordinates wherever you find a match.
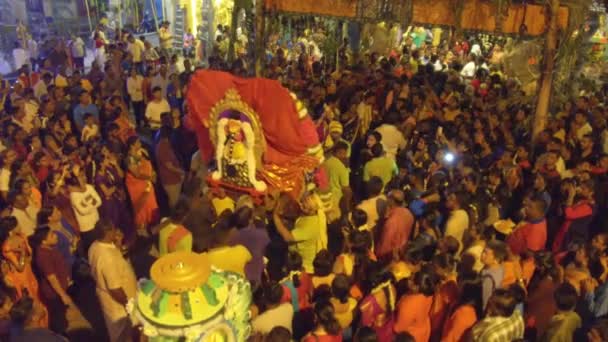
[190,0,199,32]
[214,0,223,7]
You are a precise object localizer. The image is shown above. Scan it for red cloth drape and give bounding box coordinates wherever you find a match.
[185,70,320,166]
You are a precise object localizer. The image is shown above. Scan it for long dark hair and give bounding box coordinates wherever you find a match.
[350,230,372,285]
[454,275,483,319]
[284,251,303,287]
[313,300,341,336]
[36,206,55,226]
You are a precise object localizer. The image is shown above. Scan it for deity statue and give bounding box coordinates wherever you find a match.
[186,70,324,202]
[212,108,267,192]
[209,89,267,194]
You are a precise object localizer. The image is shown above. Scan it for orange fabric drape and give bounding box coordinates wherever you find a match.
[265,0,357,18]
[411,0,569,36]
[186,70,320,165]
[501,4,569,35]
[412,0,456,27]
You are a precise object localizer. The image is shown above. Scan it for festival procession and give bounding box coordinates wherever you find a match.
[0,0,608,341]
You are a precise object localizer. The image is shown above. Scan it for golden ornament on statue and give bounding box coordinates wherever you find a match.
[150,252,211,293]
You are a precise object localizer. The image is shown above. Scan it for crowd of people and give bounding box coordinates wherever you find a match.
[0,18,607,342]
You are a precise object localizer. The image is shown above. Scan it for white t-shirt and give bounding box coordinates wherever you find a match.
[251,303,294,334]
[11,205,39,237]
[88,241,137,330]
[460,61,477,78]
[69,184,102,232]
[13,48,28,71]
[357,195,386,229]
[145,100,170,129]
[470,44,482,57]
[71,37,85,58]
[375,124,406,160]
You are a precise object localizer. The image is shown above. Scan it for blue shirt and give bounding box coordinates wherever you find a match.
[73,103,99,129]
[585,281,608,318]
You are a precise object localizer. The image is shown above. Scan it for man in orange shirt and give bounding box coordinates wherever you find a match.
[375,190,414,262]
[507,195,547,255]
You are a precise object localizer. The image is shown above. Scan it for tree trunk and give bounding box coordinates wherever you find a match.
[254,0,265,76]
[533,0,560,142]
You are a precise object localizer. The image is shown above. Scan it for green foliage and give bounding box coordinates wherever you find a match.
[552,0,593,109]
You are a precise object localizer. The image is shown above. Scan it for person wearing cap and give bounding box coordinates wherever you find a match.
[324,120,350,157]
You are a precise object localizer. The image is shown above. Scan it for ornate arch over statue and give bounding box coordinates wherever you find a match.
[186,70,323,202]
[208,89,267,192]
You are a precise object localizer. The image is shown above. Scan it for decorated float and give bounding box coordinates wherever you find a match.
[127,252,252,342]
[185,70,324,203]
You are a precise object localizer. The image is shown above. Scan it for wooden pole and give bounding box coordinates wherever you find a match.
[254,0,265,76]
[227,1,240,63]
[533,0,560,142]
[84,0,93,32]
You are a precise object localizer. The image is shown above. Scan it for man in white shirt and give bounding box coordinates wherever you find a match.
[145,86,171,129]
[70,35,86,72]
[151,64,170,98]
[374,112,406,160]
[88,220,137,342]
[356,176,387,229]
[126,68,145,127]
[470,43,482,57]
[9,192,39,237]
[460,55,477,78]
[27,36,38,71]
[12,41,28,72]
[0,149,17,199]
[69,171,102,251]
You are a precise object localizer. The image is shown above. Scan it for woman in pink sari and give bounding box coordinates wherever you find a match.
[359,266,396,342]
[125,137,159,235]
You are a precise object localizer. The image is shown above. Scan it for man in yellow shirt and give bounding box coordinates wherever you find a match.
[158,21,173,58]
[273,194,327,273]
[322,141,351,221]
[157,199,192,256]
[207,214,252,276]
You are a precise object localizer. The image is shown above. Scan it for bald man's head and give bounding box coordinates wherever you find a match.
[388,190,405,206]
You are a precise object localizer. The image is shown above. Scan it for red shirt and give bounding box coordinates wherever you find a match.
[507,218,547,255]
[35,245,70,302]
[376,207,414,260]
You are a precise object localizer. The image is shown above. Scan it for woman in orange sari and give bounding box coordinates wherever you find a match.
[109,96,137,143]
[125,137,159,235]
[0,216,48,328]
